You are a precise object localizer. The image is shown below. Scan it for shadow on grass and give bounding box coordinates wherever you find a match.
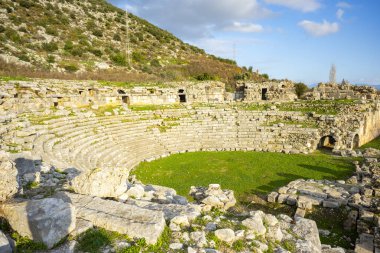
[250,160,354,195]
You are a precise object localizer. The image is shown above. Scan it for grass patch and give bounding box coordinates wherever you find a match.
[76,227,171,253]
[133,151,354,198]
[25,181,39,190]
[277,100,357,115]
[98,81,177,89]
[0,75,31,82]
[305,207,357,249]
[129,104,184,111]
[27,115,63,125]
[360,135,380,150]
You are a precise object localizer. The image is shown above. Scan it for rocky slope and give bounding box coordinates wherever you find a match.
[0,0,255,85]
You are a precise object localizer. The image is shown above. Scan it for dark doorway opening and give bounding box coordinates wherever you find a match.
[179,95,187,103]
[122,96,130,105]
[352,134,360,149]
[53,102,58,107]
[261,88,268,100]
[178,89,186,103]
[318,135,336,149]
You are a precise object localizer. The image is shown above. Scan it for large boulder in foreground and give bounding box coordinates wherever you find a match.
[70,168,128,198]
[0,151,19,202]
[0,198,76,249]
[55,192,166,245]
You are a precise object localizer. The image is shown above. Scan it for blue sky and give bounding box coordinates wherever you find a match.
[108,0,380,85]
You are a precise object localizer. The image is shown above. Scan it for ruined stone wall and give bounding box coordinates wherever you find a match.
[306,83,378,101]
[0,80,227,112]
[239,81,297,102]
[358,103,380,145]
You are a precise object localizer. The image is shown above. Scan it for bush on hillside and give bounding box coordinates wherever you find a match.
[111,53,127,66]
[42,42,58,52]
[195,73,217,81]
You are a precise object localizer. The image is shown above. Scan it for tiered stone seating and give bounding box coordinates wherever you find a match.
[30,109,319,173]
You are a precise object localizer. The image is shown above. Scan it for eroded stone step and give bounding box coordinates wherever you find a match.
[54,192,166,244]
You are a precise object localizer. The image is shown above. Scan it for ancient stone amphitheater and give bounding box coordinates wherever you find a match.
[1,78,380,252]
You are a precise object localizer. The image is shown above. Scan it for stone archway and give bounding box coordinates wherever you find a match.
[318,135,336,149]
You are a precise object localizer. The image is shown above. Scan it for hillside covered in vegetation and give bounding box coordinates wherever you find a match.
[0,0,266,88]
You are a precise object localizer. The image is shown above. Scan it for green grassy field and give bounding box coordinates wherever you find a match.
[133,151,355,198]
[361,135,380,149]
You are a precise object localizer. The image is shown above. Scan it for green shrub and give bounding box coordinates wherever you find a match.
[42,42,58,52]
[195,73,217,81]
[294,82,309,98]
[18,53,30,62]
[18,27,28,33]
[70,48,83,57]
[89,49,102,57]
[64,64,79,72]
[45,26,58,36]
[64,41,73,51]
[150,59,161,67]
[0,26,5,33]
[19,0,34,9]
[92,30,103,37]
[5,29,21,43]
[132,51,145,63]
[47,55,55,63]
[113,34,121,41]
[111,53,127,66]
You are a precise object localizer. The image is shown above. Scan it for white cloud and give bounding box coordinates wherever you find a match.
[124,0,272,39]
[336,9,344,20]
[336,2,351,8]
[264,0,321,12]
[225,22,264,33]
[298,20,340,37]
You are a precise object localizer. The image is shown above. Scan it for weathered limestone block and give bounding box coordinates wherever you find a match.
[0,198,76,249]
[268,192,279,203]
[242,211,266,235]
[127,198,201,221]
[55,192,165,244]
[323,200,340,209]
[293,218,322,253]
[0,152,19,202]
[215,229,235,243]
[355,233,374,253]
[190,231,207,248]
[71,168,128,198]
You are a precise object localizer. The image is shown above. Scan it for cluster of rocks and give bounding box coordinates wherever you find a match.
[189,184,237,212]
[0,161,345,253]
[268,155,380,252]
[165,208,344,253]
